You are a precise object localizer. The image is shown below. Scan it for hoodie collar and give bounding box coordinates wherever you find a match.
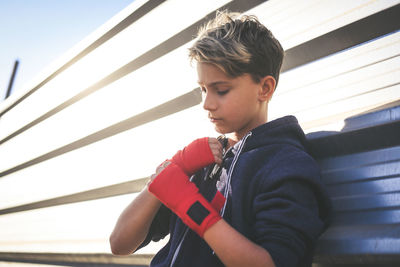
[227,116,307,156]
[219,115,306,158]
[246,115,306,152]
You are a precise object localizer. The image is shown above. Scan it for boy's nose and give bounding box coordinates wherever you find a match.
[202,93,217,111]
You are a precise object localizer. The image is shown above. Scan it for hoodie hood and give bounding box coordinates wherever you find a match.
[233,115,307,155]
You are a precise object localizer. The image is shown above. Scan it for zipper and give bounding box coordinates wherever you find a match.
[169,227,189,267]
[212,132,252,256]
[220,132,252,217]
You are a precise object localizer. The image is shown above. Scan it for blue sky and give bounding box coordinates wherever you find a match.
[0,0,133,102]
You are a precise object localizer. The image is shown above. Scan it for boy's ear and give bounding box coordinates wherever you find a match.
[258,75,276,102]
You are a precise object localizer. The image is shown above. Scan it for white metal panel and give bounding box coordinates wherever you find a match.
[272,56,400,120]
[0,194,167,253]
[0,0,148,114]
[277,31,400,94]
[0,0,399,261]
[1,0,398,142]
[0,43,199,173]
[0,105,214,209]
[269,31,400,131]
[3,4,400,173]
[0,0,229,141]
[249,0,399,49]
[0,262,67,267]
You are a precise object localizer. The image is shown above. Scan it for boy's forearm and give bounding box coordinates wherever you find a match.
[109,186,161,255]
[203,220,276,267]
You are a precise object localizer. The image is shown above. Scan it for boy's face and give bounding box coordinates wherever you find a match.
[197,62,269,140]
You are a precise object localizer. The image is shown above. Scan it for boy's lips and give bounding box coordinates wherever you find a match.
[209,115,222,123]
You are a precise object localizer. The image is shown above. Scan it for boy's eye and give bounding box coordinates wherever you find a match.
[217,90,229,96]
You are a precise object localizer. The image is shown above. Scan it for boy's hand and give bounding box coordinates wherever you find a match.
[149,160,171,184]
[148,162,221,237]
[208,137,223,165]
[171,137,218,175]
[149,136,223,184]
[147,137,224,237]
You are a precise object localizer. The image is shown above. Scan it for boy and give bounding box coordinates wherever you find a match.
[110,11,331,267]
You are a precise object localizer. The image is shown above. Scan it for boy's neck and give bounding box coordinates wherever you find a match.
[227,111,269,146]
[226,137,237,149]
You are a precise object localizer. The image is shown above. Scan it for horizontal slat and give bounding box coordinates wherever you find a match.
[0,178,148,216]
[252,0,399,49]
[0,262,60,267]
[315,224,400,264]
[0,252,153,266]
[332,209,400,226]
[322,159,400,185]
[318,146,400,172]
[309,119,400,159]
[326,176,400,197]
[332,192,400,212]
[341,103,400,132]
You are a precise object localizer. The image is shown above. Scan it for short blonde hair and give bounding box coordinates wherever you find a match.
[189,11,284,85]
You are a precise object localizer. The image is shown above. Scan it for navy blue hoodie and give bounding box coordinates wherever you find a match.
[139,116,332,267]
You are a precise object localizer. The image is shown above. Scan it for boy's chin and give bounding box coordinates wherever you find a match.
[214,126,232,135]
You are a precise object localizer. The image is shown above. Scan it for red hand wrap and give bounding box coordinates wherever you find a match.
[171,137,215,175]
[148,162,221,237]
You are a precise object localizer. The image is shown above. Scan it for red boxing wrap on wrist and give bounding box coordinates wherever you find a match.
[148,162,221,237]
[171,137,215,175]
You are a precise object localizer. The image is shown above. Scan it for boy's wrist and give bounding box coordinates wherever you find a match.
[148,162,221,237]
[171,137,215,175]
[143,185,161,204]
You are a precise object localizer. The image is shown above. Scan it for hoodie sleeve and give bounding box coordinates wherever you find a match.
[252,149,328,267]
[135,204,171,251]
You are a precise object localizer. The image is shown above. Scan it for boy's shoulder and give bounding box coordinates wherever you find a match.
[240,135,321,186]
[255,145,322,191]
[242,116,310,161]
[250,141,318,173]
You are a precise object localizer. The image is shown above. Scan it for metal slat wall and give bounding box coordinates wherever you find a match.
[308,106,400,265]
[0,0,399,266]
